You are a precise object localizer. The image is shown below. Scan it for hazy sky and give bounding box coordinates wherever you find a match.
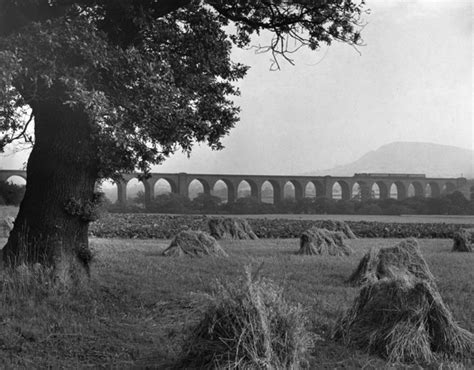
[1,0,472,175]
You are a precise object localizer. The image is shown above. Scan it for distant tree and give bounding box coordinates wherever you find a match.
[150,193,191,214]
[334,199,355,214]
[0,182,25,206]
[190,193,222,213]
[276,198,297,214]
[0,0,365,282]
[133,191,146,206]
[295,197,315,214]
[445,191,468,213]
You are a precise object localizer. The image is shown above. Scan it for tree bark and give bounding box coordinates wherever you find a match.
[2,101,98,286]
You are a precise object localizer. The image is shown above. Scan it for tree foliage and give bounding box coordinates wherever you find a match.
[0,0,366,178]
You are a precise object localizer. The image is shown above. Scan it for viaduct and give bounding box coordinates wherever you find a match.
[1,170,473,207]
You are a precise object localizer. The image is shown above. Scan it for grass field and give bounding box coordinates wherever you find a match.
[0,236,472,368]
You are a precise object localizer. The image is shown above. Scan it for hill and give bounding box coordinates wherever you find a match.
[310,142,474,178]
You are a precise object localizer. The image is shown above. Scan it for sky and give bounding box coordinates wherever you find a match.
[0,0,472,175]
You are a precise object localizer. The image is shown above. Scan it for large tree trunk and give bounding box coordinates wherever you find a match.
[2,101,98,286]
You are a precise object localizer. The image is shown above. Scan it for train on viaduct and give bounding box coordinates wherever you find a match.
[1,170,473,207]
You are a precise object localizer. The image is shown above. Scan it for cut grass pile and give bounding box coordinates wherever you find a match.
[162,230,228,257]
[317,220,357,239]
[181,266,314,369]
[298,227,352,256]
[334,278,474,364]
[452,229,473,252]
[0,236,472,368]
[348,238,434,286]
[208,217,258,240]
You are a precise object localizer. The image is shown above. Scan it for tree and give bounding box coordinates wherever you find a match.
[190,193,222,213]
[0,0,365,284]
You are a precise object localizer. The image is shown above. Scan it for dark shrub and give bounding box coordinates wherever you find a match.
[334,200,356,214]
[190,193,222,213]
[358,203,383,215]
[276,198,297,213]
[148,193,191,213]
[0,182,25,205]
[229,197,275,214]
[295,197,315,214]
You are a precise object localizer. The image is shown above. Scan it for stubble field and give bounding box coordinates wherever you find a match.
[0,230,472,368]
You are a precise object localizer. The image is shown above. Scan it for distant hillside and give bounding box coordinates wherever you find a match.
[310,142,474,178]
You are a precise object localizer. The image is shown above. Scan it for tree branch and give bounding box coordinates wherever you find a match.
[1,110,34,145]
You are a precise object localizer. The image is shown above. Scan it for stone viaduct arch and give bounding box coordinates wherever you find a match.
[0,170,470,209]
[304,180,324,198]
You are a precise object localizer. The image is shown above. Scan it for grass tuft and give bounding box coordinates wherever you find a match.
[0,263,74,303]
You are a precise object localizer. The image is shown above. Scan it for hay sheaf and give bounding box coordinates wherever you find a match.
[208,217,258,240]
[452,229,473,252]
[162,230,228,257]
[297,227,352,256]
[1,216,14,238]
[319,220,357,239]
[333,278,474,364]
[180,268,314,369]
[348,238,434,286]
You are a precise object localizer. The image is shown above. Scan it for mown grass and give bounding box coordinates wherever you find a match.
[0,236,472,368]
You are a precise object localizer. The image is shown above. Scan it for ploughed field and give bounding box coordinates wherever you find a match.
[90,212,474,239]
[0,235,473,368]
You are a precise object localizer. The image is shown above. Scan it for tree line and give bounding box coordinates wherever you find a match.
[0,182,25,206]
[107,191,474,215]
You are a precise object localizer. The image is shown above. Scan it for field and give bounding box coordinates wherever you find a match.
[0,233,473,368]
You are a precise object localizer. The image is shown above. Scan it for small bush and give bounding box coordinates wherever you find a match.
[181,267,315,369]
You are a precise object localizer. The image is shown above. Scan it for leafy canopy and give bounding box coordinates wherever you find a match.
[0,0,365,178]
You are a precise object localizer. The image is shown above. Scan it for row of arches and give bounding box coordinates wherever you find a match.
[101,177,462,204]
[3,175,471,204]
[331,180,454,201]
